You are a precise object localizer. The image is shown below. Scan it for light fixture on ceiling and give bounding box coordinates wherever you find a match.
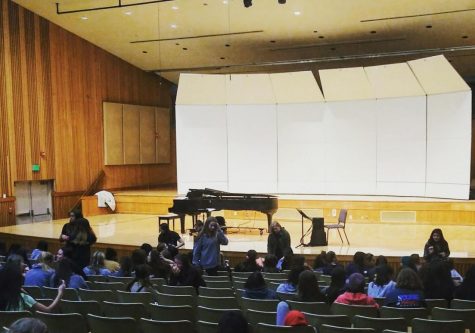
[171,5,179,10]
[124,11,132,15]
[278,0,286,3]
[294,11,301,16]
[171,24,177,29]
[243,0,252,8]
[80,16,88,20]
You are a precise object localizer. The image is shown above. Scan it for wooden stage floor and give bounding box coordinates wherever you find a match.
[1,213,475,259]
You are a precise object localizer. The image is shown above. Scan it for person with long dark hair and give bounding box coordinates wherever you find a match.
[169,253,205,290]
[69,217,97,269]
[0,263,64,312]
[234,250,261,273]
[421,260,454,301]
[323,266,346,304]
[243,271,277,299]
[51,258,88,289]
[113,256,133,277]
[262,254,280,273]
[193,216,228,276]
[276,266,305,294]
[147,249,171,280]
[423,228,450,262]
[267,221,291,260]
[126,264,158,293]
[345,251,366,277]
[454,265,475,300]
[60,209,81,244]
[367,264,396,297]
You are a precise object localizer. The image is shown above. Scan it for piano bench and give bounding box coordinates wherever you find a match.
[158,213,181,231]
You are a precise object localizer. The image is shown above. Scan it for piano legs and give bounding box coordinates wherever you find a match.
[266,213,273,233]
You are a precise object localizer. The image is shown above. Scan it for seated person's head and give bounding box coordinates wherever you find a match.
[347,273,365,293]
[218,311,249,333]
[263,254,278,268]
[105,247,118,261]
[244,271,266,290]
[159,223,169,233]
[8,318,48,333]
[284,310,308,327]
[246,250,257,262]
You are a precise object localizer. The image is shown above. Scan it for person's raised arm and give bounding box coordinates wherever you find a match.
[217,226,229,245]
[32,280,65,313]
[176,237,185,248]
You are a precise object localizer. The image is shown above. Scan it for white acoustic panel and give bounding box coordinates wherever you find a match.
[426,91,471,191]
[270,71,324,103]
[319,67,374,101]
[277,103,326,193]
[226,74,276,104]
[176,74,227,105]
[425,183,470,200]
[227,104,277,193]
[376,96,427,196]
[324,100,377,194]
[175,105,228,195]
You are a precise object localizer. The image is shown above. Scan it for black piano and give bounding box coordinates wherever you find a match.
[168,188,279,234]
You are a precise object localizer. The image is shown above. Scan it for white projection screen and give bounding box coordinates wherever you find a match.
[175,56,471,199]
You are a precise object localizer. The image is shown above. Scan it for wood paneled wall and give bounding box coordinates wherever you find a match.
[0,0,176,221]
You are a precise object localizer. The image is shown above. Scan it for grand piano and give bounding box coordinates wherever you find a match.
[168,188,278,234]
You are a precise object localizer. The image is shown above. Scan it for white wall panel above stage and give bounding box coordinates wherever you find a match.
[324,100,377,195]
[226,74,275,104]
[270,71,324,103]
[175,105,228,195]
[277,103,326,194]
[176,74,227,105]
[319,67,374,101]
[227,104,277,193]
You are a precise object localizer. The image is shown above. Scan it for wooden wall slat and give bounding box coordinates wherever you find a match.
[0,0,176,221]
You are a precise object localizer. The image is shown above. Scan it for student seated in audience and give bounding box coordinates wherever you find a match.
[6,254,29,277]
[323,251,342,275]
[454,265,475,300]
[262,254,280,273]
[234,249,261,272]
[243,271,277,299]
[400,256,418,272]
[323,266,347,304]
[24,252,54,287]
[313,251,328,274]
[140,243,153,256]
[218,311,250,333]
[113,256,133,277]
[284,310,309,327]
[131,249,148,272]
[276,266,305,294]
[448,258,463,286]
[335,273,379,308]
[384,268,425,307]
[345,251,366,277]
[276,270,326,325]
[0,262,64,312]
[421,259,454,301]
[169,253,205,291]
[147,249,171,280]
[423,228,450,262]
[83,251,112,276]
[367,264,396,298]
[51,258,88,289]
[410,253,422,271]
[55,246,87,279]
[126,264,158,293]
[30,241,48,261]
[104,248,120,273]
[277,248,294,271]
[8,318,48,333]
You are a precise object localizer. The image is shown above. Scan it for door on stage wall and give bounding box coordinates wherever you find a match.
[14,180,54,224]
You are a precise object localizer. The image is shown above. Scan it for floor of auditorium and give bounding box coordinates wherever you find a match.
[1,213,475,258]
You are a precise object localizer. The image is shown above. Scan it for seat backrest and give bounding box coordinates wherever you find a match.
[101,301,148,321]
[331,303,378,319]
[116,291,153,304]
[304,313,351,331]
[424,298,448,312]
[287,301,331,315]
[197,306,241,323]
[91,282,125,291]
[232,271,253,279]
[87,314,138,333]
[246,309,276,325]
[262,272,288,280]
[257,323,317,333]
[241,297,280,312]
[156,292,195,307]
[431,307,475,332]
[161,285,196,297]
[352,315,406,333]
[43,287,79,301]
[149,304,195,323]
[411,318,465,333]
[451,298,475,309]
[36,311,88,333]
[198,287,235,298]
[0,311,32,328]
[204,280,233,289]
[140,318,194,333]
[78,288,116,303]
[202,275,230,282]
[196,320,219,333]
[338,209,348,224]
[198,296,239,309]
[379,306,428,326]
[22,286,43,299]
[321,325,374,333]
[60,300,101,316]
[87,275,108,283]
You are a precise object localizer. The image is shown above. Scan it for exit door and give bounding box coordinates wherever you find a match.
[14,180,53,223]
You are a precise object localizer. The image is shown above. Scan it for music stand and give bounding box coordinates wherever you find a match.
[296,209,313,247]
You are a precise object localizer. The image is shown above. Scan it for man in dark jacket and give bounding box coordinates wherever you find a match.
[267,221,292,259]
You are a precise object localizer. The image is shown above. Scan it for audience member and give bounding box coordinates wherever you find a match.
[218,311,249,333]
[83,251,112,276]
[193,216,229,276]
[423,228,450,262]
[131,249,148,272]
[384,268,425,307]
[24,252,54,287]
[127,264,158,293]
[313,251,328,274]
[335,273,379,308]
[367,264,396,297]
[284,310,309,327]
[169,253,205,290]
[454,265,475,300]
[277,249,294,271]
[8,318,48,333]
[276,266,305,294]
[421,259,454,301]
[104,248,120,273]
[243,271,277,299]
[323,266,346,304]
[448,258,463,286]
[234,250,261,273]
[345,251,366,277]
[323,251,342,275]
[114,256,133,277]
[147,249,171,280]
[158,223,184,257]
[267,221,291,260]
[0,263,64,312]
[30,241,48,261]
[69,217,97,269]
[51,258,88,289]
[262,254,280,273]
[140,243,153,256]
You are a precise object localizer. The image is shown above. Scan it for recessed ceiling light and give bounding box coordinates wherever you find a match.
[318,35,325,39]
[182,47,188,50]
[203,3,208,5]
[171,24,177,29]
[175,43,180,46]
[330,47,336,51]
[313,30,318,33]
[370,30,377,34]
[223,0,228,3]
[225,44,231,47]
[124,11,132,16]
[80,16,88,20]
[270,40,276,43]
[220,57,225,59]
[462,35,469,39]
[142,50,148,54]
[171,6,179,10]
[293,11,301,16]
[426,25,432,28]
